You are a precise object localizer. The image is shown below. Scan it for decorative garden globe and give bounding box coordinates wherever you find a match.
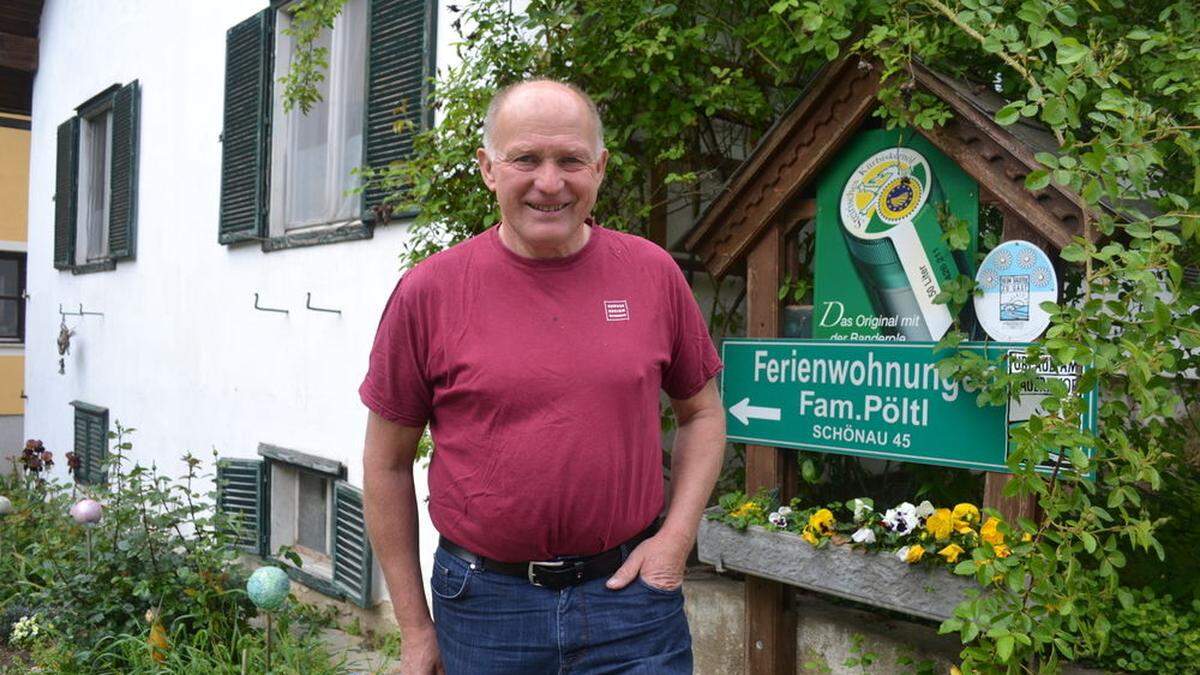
[246,566,290,611]
[0,495,12,515]
[69,498,103,524]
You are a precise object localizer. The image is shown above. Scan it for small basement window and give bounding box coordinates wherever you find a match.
[260,443,344,582]
[216,444,374,607]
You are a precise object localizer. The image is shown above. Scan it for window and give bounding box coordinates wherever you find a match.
[70,401,108,485]
[270,462,335,577]
[53,82,139,273]
[218,0,434,251]
[77,107,113,265]
[215,443,374,607]
[269,1,367,236]
[0,252,26,342]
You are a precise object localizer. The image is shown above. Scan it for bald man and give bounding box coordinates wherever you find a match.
[360,79,726,675]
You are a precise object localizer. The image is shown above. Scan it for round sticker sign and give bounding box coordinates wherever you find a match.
[839,147,932,237]
[973,240,1057,342]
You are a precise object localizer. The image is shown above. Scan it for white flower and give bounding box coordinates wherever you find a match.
[895,546,912,562]
[915,500,935,519]
[1033,267,1050,286]
[768,511,788,528]
[883,505,919,535]
[850,498,874,522]
[777,506,793,516]
[996,250,1012,268]
[851,527,876,544]
[1018,248,1036,268]
[10,615,42,647]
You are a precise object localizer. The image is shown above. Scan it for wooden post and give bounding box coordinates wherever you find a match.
[743,225,797,674]
[648,161,668,249]
[982,207,1049,524]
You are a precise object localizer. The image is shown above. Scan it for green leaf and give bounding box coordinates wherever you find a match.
[1056,37,1090,65]
[954,560,978,575]
[1060,243,1088,262]
[996,102,1023,126]
[801,459,819,483]
[1034,152,1059,168]
[1053,5,1078,26]
[997,634,1015,661]
[1080,531,1097,553]
[1025,169,1051,190]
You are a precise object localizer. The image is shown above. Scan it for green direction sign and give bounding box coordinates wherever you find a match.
[721,338,1096,473]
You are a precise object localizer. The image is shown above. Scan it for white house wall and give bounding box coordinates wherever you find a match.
[27,0,461,605]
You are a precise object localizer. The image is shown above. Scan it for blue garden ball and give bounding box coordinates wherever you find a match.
[246,566,290,610]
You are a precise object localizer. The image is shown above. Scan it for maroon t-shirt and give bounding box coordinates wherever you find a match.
[359,223,722,562]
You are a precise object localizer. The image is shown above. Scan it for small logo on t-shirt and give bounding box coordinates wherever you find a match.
[604,300,630,322]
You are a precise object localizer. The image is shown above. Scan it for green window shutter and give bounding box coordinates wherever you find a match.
[362,0,434,219]
[332,482,374,607]
[54,118,79,269]
[71,402,108,485]
[219,9,274,244]
[107,81,140,260]
[217,458,270,556]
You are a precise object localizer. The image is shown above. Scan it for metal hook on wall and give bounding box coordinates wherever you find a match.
[59,303,104,318]
[305,293,341,315]
[253,293,288,315]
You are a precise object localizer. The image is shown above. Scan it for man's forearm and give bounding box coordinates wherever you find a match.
[660,383,727,548]
[362,415,432,636]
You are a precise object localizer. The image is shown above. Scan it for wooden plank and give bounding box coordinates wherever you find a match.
[983,209,1044,524]
[648,161,668,248]
[0,32,36,71]
[743,225,796,675]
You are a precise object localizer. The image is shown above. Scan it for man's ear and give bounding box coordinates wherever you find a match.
[595,148,609,184]
[477,148,498,192]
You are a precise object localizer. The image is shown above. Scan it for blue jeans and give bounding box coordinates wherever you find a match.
[430,545,693,674]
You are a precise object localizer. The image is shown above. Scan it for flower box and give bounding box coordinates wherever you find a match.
[697,506,978,622]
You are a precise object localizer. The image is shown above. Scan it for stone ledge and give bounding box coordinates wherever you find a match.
[697,507,978,622]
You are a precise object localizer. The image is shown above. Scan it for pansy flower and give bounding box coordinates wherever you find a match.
[925,508,953,541]
[851,527,876,544]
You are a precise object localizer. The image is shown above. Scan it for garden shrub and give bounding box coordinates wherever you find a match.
[1089,587,1200,673]
[0,426,341,672]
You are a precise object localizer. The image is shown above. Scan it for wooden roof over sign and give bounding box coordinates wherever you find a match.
[684,56,1089,280]
[0,0,44,116]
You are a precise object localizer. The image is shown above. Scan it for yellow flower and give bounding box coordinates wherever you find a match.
[801,528,819,546]
[994,544,1011,559]
[807,508,836,535]
[925,508,953,541]
[980,518,1005,547]
[1022,532,1033,542]
[731,502,762,519]
[952,503,980,534]
[904,544,925,563]
[938,543,965,563]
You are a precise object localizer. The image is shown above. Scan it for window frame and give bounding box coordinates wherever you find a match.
[259,443,347,596]
[0,251,27,343]
[54,81,139,274]
[75,102,114,267]
[218,0,437,253]
[266,0,369,241]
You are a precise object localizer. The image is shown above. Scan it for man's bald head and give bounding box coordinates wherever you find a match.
[482,79,605,157]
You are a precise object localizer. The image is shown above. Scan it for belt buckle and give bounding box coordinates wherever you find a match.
[527,560,565,587]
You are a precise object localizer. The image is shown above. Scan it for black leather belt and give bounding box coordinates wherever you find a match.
[438,522,658,590]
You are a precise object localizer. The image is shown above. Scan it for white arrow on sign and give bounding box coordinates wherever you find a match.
[729,397,782,426]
